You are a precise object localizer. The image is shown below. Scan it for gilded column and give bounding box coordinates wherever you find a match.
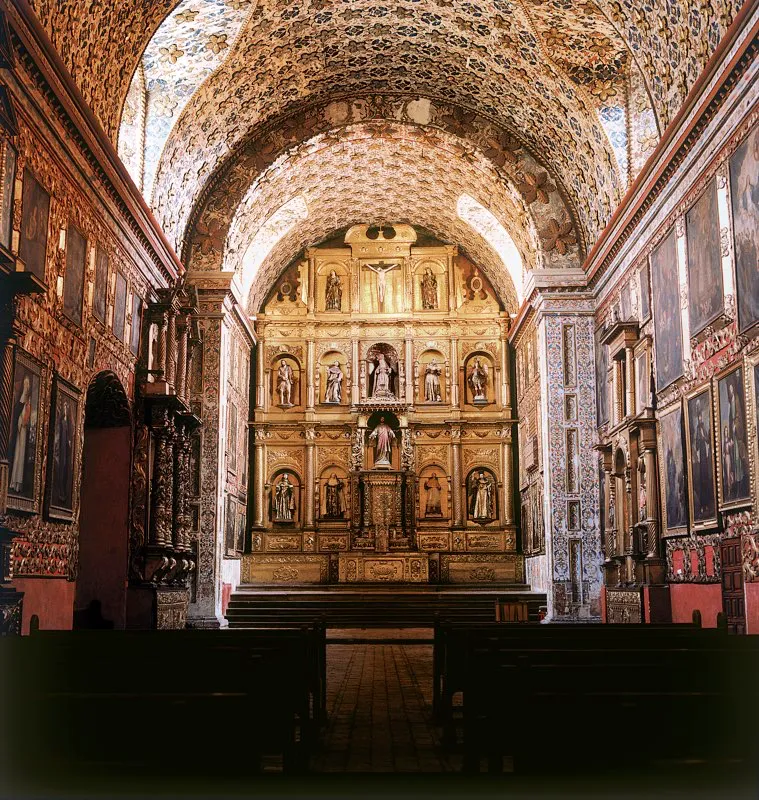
[175,316,188,403]
[253,429,266,529]
[155,312,168,385]
[405,332,414,409]
[451,426,464,527]
[446,246,457,312]
[351,337,360,406]
[450,336,460,409]
[643,448,659,557]
[307,249,316,315]
[256,338,266,410]
[625,346,635,419]
[306,338,315,411]
[502,432,514,524]
[166,309,177,389]
[500,321,511,412]
[304,426,316,529]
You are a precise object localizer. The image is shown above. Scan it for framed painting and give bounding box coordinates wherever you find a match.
[658,401,688,535]
[236,504,246,553]
[18,168,51,282]
[716,365,751,509]
[0,140,16,253]
[650,228,684,391]
[112,272,127,342]
[63,224,86,326]
[638,263,651,323]
[227,401,237,474]
[130,294,143,356]
[224,494,237,556]
[749,356,759,519]
[685,179,723,336]
[45,376,81,522]
[729,123,759,333]
[93,246,108,324]
[6,349,46,514]
[684,385,718,531]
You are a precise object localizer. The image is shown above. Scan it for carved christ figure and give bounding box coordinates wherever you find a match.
[325,270,342,311]
[274,473,296,521]
[365,261,400,307]
[369,416,395,467]
[324,361,343,404]
[370,353,394,399]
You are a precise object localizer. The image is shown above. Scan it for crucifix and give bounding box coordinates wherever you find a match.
[365,261,401,308]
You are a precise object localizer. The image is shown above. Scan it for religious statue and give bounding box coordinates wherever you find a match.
[424,472,443,516]
[365,261,400,307]
[469,471,495,521]
[325,472,346,518]
[277,360,294,406]
[468,358,489,403]
[274,473,296,521]
[325,270,342,311]
[637,457,647,523]
[324,361,343,404]
[424,359,442,402]
[370,352,394,399]
[421,267,438,309]
[369,416,395,467]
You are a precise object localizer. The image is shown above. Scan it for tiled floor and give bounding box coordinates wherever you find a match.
[312,637,458,773]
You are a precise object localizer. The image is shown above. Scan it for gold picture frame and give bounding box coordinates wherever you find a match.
[715,362,752,511]
[684,384,718,532]
[656,399,688,536]
[745,352,759,520]
[44,375,82,523]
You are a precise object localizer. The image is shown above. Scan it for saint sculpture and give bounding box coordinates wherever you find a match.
[468,358,489,403]
[324,361,343,404]
[325,473,346,518]
[325,270,342,311]
[274,473,296,521]
[469,471,495,521]
[277,360,294,406]
[369,416,395,467]
[421,267,438,309]
[424,472,443,516]
[424,360,442,402]
[370,352,394,399]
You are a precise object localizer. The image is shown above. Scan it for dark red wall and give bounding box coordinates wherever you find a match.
[75,426,131,629]
[15,577,75,633]
[669,583,722,627]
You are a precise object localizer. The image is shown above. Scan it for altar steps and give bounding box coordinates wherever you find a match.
[225,585,546,628]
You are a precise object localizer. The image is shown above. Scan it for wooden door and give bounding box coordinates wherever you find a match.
[720,536,745,634]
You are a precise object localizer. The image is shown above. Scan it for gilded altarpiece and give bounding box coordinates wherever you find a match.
[244,225,520,584]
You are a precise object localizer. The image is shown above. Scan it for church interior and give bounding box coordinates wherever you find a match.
[0,0,758,795]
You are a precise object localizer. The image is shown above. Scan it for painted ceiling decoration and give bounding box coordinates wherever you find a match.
[223,122,543,313]
[186,96,581,279]
[27,0,743,286]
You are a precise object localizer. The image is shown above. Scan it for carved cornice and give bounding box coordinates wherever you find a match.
[1,1,183,288]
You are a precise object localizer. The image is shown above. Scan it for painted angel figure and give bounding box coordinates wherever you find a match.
[468,358,489,403]
[370,352,395,399]
[365,261,400,307]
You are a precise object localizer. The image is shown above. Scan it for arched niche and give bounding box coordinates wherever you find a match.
[317,465,350,520]
[366,411,401,471]
[316,261,349,314]
[463,351,497,408]
[466,467,499,525]
[413,258,447,312]
[418,464,449,521]
[270,354,302,410]
[417,349,446,405]
[268,468,300,526]
[317,349,349,406]
[365,343,400,401]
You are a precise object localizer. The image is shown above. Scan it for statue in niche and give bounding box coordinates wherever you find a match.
[421,267,438,309]
[325,270,342,311]
[638,457,647,522]
[325,472,346,518]
[365,261,400,308]
[274,473,296,521]
[608,491,616,531]
[424,473,443,517]
[467,358,489,404]
[324,361,343,404]
[469,471,495,521]
[277,360,294,407]
[424,360,442,402]
[369,416,395,467]
[370,352,395,399]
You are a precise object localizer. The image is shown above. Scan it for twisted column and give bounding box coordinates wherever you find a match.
[150,414,175,548]
[451,427,463,527]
